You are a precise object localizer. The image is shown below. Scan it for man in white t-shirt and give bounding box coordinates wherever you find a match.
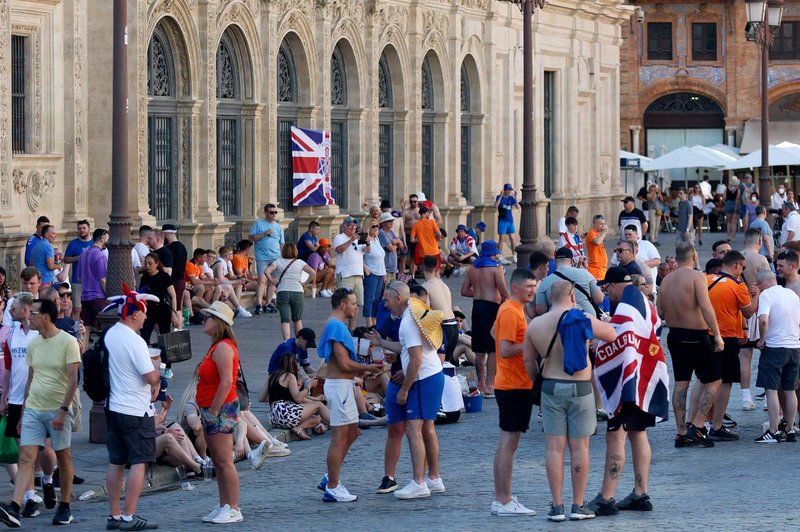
[611,225,660,291]
[1,293,38,441]
[383,282,445,500]
[130,225,153,275]
[780,202,800,245]
[557,206,580,236]
[755,269,800,443]
[105,291,161,530]
[333,216,370,330]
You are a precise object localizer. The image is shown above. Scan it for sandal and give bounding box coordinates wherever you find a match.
[292,427,311,440]
[313,423,329,435]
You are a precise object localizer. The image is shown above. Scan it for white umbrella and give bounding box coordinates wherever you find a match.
[620,150,654,164]
[641,145,737,172]
[724,144,800,170]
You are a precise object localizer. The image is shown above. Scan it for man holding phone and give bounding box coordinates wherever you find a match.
[333,217,370,330]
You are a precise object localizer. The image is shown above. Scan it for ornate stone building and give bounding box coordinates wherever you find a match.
[1,0,632,280]
[620,1,800,185]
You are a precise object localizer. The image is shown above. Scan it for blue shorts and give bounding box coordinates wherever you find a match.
[256,259,275,278]
[385,380,404,425]
[403,371,445,421]
[498,218,516,235]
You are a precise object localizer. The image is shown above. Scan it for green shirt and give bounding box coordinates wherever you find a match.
[25,330,81,411]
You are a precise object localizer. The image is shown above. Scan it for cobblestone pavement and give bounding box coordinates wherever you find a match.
[13,230,794,530]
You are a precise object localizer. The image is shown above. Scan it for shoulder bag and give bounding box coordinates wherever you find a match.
[553,271,603,319]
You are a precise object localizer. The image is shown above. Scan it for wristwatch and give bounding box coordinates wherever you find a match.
[59,406,69,413]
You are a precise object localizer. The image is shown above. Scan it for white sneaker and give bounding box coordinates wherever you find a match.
[210,504,243,524]
[425,476,446,494]
[323,484,358,503]
[236,306,252,318]
[493,496,537,516]
[394,480,431,499]
[499,257,511,265]
[321,289,333,298]
[512,254,518,264]
[265,443,291,457]
[742,400,756,411]
[248,441,269,470]
[202,505,221,523]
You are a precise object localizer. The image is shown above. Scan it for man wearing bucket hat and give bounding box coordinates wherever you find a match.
[461,240,509,396]
[381,281,445,500]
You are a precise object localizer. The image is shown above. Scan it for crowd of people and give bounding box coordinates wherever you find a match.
[1,174,799,525]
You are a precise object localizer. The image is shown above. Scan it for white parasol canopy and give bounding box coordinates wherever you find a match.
[641,145,738,172]
[620,150,654,164]
[723,143,800,170]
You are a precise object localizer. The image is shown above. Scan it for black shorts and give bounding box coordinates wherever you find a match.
[721,337,742,384]
[4,404,22,439]
[607,402,656,432]
[756,347,800,391]
[106,410,156,466]
[667,328,721,384]
[496,388,535,433]
[442,321,459,364]
[471,300,500,354]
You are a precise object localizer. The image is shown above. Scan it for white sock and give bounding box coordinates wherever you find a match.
[24,489,35,502]
[742,389,752,401]
[122,515,133,522]
[42,474,53,485]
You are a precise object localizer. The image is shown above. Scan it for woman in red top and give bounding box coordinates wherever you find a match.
[196,301,242,524]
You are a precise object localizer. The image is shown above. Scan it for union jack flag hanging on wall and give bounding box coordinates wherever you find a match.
[291,126,335,207]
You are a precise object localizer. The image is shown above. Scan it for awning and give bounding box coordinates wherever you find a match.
[740,119,800,154]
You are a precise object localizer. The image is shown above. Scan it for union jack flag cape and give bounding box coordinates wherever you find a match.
[594,285,670,421]
[291,126,335,206]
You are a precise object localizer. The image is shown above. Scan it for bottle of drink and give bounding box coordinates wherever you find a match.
[182,306,190,329]
[73,320,83,343]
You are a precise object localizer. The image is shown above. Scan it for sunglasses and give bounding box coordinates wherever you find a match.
[58,292,72,299]
[615,248,630,253]
[268,211,278,215]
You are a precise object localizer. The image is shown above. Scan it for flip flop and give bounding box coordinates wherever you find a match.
[313,423,329,435]
[292,427,311,440]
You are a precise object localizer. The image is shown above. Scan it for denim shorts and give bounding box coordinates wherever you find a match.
[540,379,596,438]
[201,400,240,435]
[20,408,73,451]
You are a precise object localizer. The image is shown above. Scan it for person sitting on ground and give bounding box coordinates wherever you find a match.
[445,225,478,277]
[308,238,335,297]
[230,240,258,297]
[267,353,330,440]
[153,394,204,477]
[452,309,474,367]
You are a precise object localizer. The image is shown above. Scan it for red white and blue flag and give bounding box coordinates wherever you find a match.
[291,126,335,206]
[594,285,670,422]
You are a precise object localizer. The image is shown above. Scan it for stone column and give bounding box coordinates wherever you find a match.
[630,125,642,155]
[725,126,736,147]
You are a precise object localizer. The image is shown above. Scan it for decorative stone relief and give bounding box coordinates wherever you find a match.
[373,5,408,34]
[424,10,449,37]
[0,1,9,209]
[4,255,19,291]
[137,0,149,201]
[462,0,490,8]
[324,0,365,31]
[207,3,218,202]
[73,0,86,207]
[12,169,25,194]
[14,169,56,212]
[274,0,314,20]
[182,116,192,218]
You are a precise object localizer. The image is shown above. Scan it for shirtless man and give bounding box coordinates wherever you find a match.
[524,280,616,521]
[421,256,457,363]
[740,228,771,410]
[657,242,724,448]
[402,195,421,277]
[461,240,510,396]
[776,250,800,297]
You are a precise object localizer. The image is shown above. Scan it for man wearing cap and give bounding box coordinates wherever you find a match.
[297,221,321,263]
[618,196,648,239]
[780,201,800,245]
[535,247,603,318]
[495,184,519,264]
[446,224,477,276]
[415,192,442,225]
[461,240,510,396]
[103,288,161,530]
[468,221,486,247]
[333,216,370,330]
[250,204,284,315]
[378,212,403,282]
[410,205,442,271]
[62,220,93,320]
[163,224,188,308]
[267,328,317,377]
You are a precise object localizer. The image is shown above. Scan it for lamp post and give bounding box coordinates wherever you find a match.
[499,0,545,269]
[745,0,785,211]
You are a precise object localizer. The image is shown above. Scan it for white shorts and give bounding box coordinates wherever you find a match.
[324,378,359,427]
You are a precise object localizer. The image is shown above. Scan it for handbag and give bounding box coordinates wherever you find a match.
[532,311,569,406]
[0,417,18,464]
[236,366,250,410]
[158,329,192,364]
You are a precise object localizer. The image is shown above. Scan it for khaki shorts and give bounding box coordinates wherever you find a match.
[20,408,73,451]
[324,378,359,427]
[336,275,364,306]
[541,379,596,438]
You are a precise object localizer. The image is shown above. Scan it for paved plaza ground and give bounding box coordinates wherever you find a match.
[6,229,794,530]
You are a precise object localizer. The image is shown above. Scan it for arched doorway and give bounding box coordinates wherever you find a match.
[277,38,299,212]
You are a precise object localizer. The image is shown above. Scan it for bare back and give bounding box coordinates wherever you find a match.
[742,248,768,286]
[526,309,592,381]
[423,278,455,319]
[786,279,800,298]
[463,265,507,303]
[657,266,711,329]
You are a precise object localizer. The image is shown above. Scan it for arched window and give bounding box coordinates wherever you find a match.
[277,41,298,211]
[216,31,242,216]
[460,64,472,201]
[147,25,178,223]
[378,54,393,204]
[421,57,434,201]
[330,46,349,209]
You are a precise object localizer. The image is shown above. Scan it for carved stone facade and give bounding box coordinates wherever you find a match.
[0,0,632,271]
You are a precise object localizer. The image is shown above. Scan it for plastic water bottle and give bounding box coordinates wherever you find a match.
[182,306,190,329]
[73,320,83,343]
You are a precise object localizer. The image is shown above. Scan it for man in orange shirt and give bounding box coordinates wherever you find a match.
[585,215,609,281]
[491,268,538,516]
[185,248,217,317]
[410,205,442,270]
[705,250,756,441]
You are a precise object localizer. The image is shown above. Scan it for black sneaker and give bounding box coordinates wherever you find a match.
[107,516,122,530]
[253,305,262,315]
[616,491,653,512]
[52,504,73,525]
[755,430,781,443]
[43,482,57,509]
[264,304,278,314]
[53,471,86,488]
[674,434,697,448]
[686,423,714,447]
[375,476,398,494]
[785,429,797,442]
[0,504,21,528]
[708,426,739,441]
[586,493,618,516]
[21,499,39,518]
[722,413,737,429]
[778,418,788,433]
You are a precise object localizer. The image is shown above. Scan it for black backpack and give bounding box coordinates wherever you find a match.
[83,331,110,403]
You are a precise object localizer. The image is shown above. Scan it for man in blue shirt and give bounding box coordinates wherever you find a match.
[267,328,317,376]
[31,224,60,287]
[63,220,93,319]
[24,215,50,266]
[297,221,320,262]
[748,205,774,260]
[249,203,284,314]
[495,184,519,264]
